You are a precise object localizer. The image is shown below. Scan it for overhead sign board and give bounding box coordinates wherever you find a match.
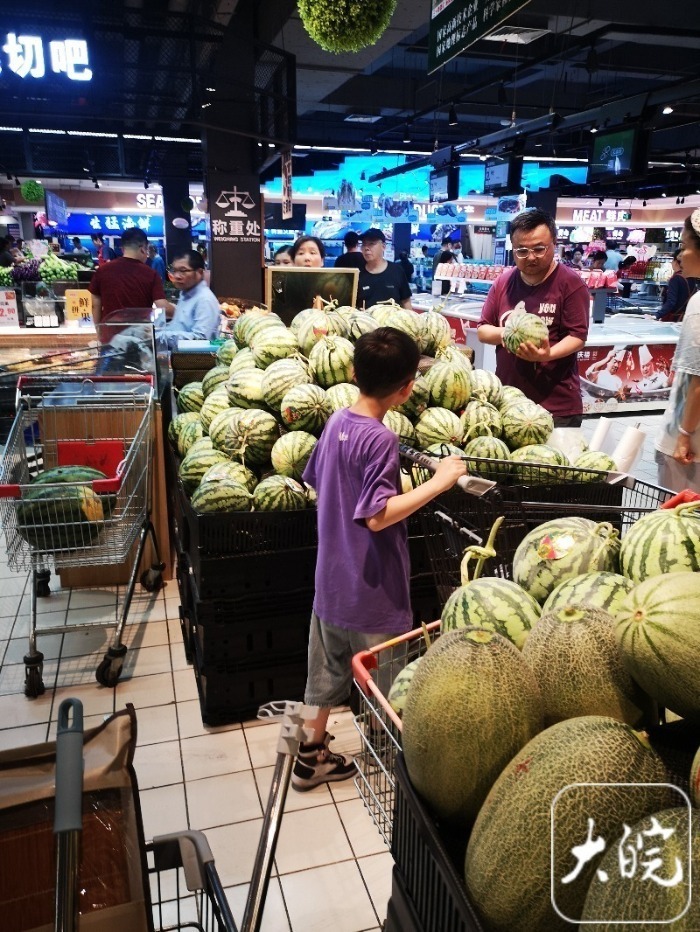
[428,0,531,73]
[0,33,91,81]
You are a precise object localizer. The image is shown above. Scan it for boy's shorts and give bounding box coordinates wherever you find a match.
[304,611,404,708]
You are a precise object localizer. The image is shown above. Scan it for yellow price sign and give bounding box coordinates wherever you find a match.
[64,289,93,324]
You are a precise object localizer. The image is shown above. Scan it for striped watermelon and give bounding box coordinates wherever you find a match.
[469,369,503,407]
[297,310,350,356]
[421,310,452,356]
[226,369,266,409]
[501,402,553,449]
[281,384,332,434]
[177,418,205,457]
[435,345,473,374]
[289,307,317,335]
[414,407,463,449]
[176,381,204,413]
[573,450,617,482]
[228,347,257,375]
[542,571,633,617]
[235,312,285,348]
[270,431,317,481]
[499,384,529,410]
[253,475,307,511]
[250,327,299,368]
[441,578,540,649]
[620,501,700,583]
[502,312,549,355]
[223,408,279,467]
[216,340,238,367]
[381,309,426,352]
[202,365,231,397]
[232,308,269,346]
[615,572,700,721]
[369,300,406,323]
[388,658,421,716]
[509,444,570,485]
[513,517,621,604]
[200,459,257,493]
[347,311,378,342]
[199,387,231,433]
[261,358,312,410]
[425,442,464,458]
[383,410,416,444]
[191,478,252,513]
[463,436,511,481]
[392,374,428,421]
[326,382,359,412]
[179,447,229,493]
[168,411,200,447]
[424,361,471,411]
[186,437,214,458]
[308,336,354,388]
[208,407,244,451]
[460,400,502,441]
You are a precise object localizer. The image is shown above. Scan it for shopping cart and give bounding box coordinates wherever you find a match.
[0,375,165,697]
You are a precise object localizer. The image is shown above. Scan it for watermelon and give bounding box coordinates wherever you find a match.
[498,384,529,410]
[249,327,299,368]
[308,335,354,388]
[402,628,543,827]
[394,374,430,420]
[509,443,570,485]
[382,410,416,444]
[423,361,471,411]
[176,381,204,413]
[326,382,359,412]
[191,478,252,513]
[572,450,617,482]
[281,384,331,434]
[502,311,549,355]
[435,345,472,374]
[463,436,511,481]
[260,358,312,410]
[16,485,106,551]
[186,437,214,458]
[387,658,421,716]
[178,447,229,494]
[460,400,502,441]
[441,578,539,649]
[167,411,200,447]
[620,501,700,583]
[208,407,244,451]
[270,431,317,481]
[199,387,231,433]
[226,369,267,409]
[177,418,205,457]
[513,517,621,604]
[501,401,553,449]
[414,407,463,449]
[215,340,238,367]
[425,441,464,458]
[253,474,307,511]
[522,605,650,726]
[346,311,378,342]
[201,365,231,397]
[222,408,280,467]
[542,571,632,617]
[297,310,350,355]
[235,311,286,348]
[464,717,675,932]
[289,307,317,335]
[228,347,257,375]
[615,572,700,722]
[31,465,108,486]
[421,310,452,356]
[369,300,408,324]
[469,369,503,407]
[580,807,698,929]
[381,308,425,351]
[200,459,257,493]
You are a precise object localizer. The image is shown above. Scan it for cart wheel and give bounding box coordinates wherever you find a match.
[140,568,164,592]
[96,656,124,688]
[24,665,45,698]
[35,569,51,598]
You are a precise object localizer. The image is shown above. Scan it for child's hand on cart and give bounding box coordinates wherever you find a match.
[431,454,468,492]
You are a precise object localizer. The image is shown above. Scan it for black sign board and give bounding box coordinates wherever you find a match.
[428,0,531,73]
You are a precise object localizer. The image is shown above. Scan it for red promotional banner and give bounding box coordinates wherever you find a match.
[578,343,674,413]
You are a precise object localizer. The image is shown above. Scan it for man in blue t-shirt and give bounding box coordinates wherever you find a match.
[294,327,466,791]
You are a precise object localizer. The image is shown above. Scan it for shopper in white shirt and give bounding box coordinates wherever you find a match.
[160,249,220,350]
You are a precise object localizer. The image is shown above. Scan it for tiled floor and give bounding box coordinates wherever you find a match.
[0,409,665,931]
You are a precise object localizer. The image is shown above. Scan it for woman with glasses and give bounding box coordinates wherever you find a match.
[477,208,590,427]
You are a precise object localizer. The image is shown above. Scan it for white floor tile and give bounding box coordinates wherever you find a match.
[226,877,291,932]
[0,615,17,639]
[172,667,199,703]
[0,593,20,618]
[244,720,280,770]
[123,619,170,649]
[0,659,58,696]
[0,688,54,727]
[51,681,116,719]
[176,698,242,740]
[64,605,118,627]
[68,588,118,610]
[280,861,378,932]
[187,769,263,830]
[0,721,49,750]
[274,805,355,875]
[181,729,251,783]
[121,643,172,678]
[357,851,394,920]
[4,633,63,664]
[337,797,389,859]
[134,738,182,789]
[205,819,267,887]
[135,702,180,746]
[140,783,188,840]
[60,627,110,658]
[116,671,175,708]
[254,764,334,814]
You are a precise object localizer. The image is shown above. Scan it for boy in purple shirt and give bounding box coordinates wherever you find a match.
[293,327,466,791]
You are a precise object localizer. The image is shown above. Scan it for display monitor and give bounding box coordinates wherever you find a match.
[263,202,306,231]
[587,126,649,184]
[429,166,459,203]
[483,156,523,195]
[44,190,68,228]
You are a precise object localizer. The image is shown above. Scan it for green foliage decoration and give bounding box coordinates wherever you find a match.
[20,180,45,204]
[297,0,397,54]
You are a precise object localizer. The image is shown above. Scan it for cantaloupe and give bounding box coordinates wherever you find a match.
[465,716,675,932]
[521,606,651,727]
[402,627,543,828]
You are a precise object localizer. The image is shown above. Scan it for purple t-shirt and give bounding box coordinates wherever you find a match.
[302,408,412,634]
[478,264,590,417]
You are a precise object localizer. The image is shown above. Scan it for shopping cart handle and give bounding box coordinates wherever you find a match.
[54,698,84,836]
[352,650,379,694]
[150,829,214,886]
[399,443,496,497]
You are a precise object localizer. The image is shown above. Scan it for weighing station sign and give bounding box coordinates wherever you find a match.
[428,0,531,73]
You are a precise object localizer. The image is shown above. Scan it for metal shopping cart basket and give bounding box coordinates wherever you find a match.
[0,375,165,697]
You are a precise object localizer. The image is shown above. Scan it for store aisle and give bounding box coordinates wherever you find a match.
[0,409,667,932]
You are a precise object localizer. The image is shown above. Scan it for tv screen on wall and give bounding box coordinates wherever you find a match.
[587,126,649,184]
[429,166,459,203]
[483,156,523,195]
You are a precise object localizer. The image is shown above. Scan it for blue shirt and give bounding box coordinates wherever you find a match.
[148,254,167,282]
[163,279,220,349]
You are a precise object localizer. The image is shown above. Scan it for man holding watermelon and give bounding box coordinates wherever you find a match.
[477,208,590,426]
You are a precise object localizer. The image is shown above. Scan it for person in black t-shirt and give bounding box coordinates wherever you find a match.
[356,228,412,309]
[334,231,365,270]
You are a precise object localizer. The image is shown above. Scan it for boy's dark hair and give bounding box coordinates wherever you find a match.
[509,208,557,243]
[353,327,420,398]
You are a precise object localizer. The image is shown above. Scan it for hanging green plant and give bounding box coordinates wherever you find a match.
[20,180,46,204]
[298,0,397,54]
[181,196,194,212]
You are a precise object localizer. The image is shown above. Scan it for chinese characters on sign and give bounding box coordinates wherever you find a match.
[0,291,19,327]
[207,172,263,301]
[64,290,93,325]
[428,0,531,73]
[281,151,293,221]
[572,208,633,223]
[1,34,91,81]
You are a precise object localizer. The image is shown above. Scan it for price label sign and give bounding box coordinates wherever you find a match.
[0,290,19,326]
[65,289,93,325]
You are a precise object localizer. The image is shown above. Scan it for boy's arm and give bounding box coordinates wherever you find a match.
[366,456,466,532]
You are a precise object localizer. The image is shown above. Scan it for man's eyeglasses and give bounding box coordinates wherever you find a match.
[168,266,195,275]
[513,244,551,260]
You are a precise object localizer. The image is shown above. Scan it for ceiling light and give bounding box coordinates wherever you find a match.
[201,102,212,109]
[205,87,215,92]
[590,126,598,134]
[268,142,275,148]
[661,192,667,197]
[662,106,674,115]
[403,123,411,144]
[482,26,550,44]
[448,105,458,127]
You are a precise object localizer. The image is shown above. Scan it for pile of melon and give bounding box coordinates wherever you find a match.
[391,500,700,930]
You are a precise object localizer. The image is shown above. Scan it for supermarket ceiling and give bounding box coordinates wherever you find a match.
[1,0,700,197]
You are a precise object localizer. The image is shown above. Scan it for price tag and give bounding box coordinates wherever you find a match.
[0,290,19,327]
[65,289,93,325]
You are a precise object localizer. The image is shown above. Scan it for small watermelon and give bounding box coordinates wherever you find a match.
[226,369,267,409]
[388,658,421,716]
[346,311,378,342]
[308,335,354,388]
[460,400,502,441]
[469,369,503,407]
[572,450,617,483]
[270,431,317,481]
[281,384,332,435]
[168,411,200,447]
[191,479,252,513]
[423,361,471,412]
[414,407,463,449]
[289,307,317,335]
[250,327,299,369]
[441,577,539,649]
[326,382,360,412]
[297,310,350,356]
[216,340,238,367]
[382,410,416,444]
[542,571,632,617]
[177,418,205,458]
[502,311,549,355]
[510,443,570,485]
[421,310,452,356]
[199,387,231,433]
[260,358,312,410]
[620,501,700,583]
[463,436,511,482]
[201,365,231,398]
[209,407,245,452]
[501,402,553,450]
[229,347,257,375]
[253,475,307,511]
[176,381,204,413]
[394,374,430,420]
[498,384,529,411]
[178,447,229,494]
[200,459,257,493]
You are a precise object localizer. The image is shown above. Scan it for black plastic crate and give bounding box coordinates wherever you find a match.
[192,610,310,669]
[384,866,423,932]
[171,350,217,389]
[392,753,485,932]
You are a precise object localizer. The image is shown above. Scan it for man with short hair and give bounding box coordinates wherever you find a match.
[71,237,89,256]
[91,233,114,266]
[147,244,167,282]
[357,229,412,310]
[432,235,454,274]
[334,231,365,270]
[88,227,172,325]
[477,208,590,426]
[160,249,221,349]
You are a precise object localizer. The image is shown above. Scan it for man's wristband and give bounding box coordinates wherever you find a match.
[679,426,693,437]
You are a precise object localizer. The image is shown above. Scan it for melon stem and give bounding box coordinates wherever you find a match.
[460,515,505,584]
